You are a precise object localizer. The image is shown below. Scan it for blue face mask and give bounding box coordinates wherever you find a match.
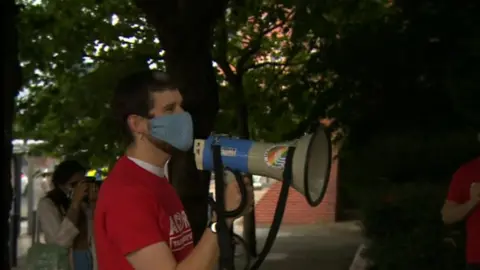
[149,112,194,151]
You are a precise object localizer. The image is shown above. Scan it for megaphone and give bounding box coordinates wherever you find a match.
[193,125,332,206]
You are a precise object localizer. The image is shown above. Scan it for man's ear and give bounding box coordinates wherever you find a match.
[127,115,149,135]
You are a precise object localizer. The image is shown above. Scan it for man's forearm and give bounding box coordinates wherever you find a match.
[442,200,478,224]
[176,229,219,270]
[176,218,233,270]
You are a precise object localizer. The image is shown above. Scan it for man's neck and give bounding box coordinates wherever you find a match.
[126,142,170,168]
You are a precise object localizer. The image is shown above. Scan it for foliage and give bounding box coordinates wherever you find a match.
[292,0,480,145]
[360,182,465,270]
[15,0,161,166]
[13,0,480,166]
[14,0,321,166]
[338,129,480,211]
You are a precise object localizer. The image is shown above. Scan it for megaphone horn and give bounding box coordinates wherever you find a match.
[193,125,332,206]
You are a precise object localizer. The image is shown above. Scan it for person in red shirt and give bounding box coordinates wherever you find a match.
[94,70,253,270]
[442,156,480,270]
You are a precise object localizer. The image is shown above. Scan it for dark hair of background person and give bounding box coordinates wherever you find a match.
[111,70,179,143]
[46,160,86,214]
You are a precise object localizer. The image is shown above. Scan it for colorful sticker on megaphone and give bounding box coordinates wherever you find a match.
[264,145,288,169]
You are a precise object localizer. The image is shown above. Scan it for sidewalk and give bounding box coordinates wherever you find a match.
[14,222,362,270]
[236,222,362,270]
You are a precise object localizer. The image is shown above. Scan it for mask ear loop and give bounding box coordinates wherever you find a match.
[164,159,170,179]
[142,116,154,141]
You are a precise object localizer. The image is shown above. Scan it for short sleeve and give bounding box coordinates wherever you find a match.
[105,186,165,255]
[447,169,468,204]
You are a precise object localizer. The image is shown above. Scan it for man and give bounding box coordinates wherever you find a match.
[442,156,480,270]
[94,70,253,270]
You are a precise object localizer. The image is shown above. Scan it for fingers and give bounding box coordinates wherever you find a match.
[243,175,252,185]
[76,181,89,195]
[223,173,256,215]
[89,184,97,194]
[89,185,99,201]
[81,183,89,192]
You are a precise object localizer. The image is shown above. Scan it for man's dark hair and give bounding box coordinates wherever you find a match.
[111,70,178,142]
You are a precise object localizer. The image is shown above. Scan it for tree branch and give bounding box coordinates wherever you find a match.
[244,61,303,71]
[215,15,239,85]
[235,10,295,76]
[82,51,163,63]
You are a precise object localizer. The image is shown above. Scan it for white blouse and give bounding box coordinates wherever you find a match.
[37,197,97,270]
[37,197,80,247]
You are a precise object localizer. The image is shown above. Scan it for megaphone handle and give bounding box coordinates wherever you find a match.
[211,144,235,270]
[249,146,295,270]
[210,169,247,218]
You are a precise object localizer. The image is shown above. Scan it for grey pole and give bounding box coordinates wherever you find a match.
[10,154,22,267]
[26,156,36,236]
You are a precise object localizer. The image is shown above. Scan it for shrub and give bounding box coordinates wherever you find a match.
[360,183,466,270]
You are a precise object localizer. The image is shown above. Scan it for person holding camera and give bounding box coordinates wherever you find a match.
[442,156,480,270]
[94,70,254,270]
[37,160,98,270]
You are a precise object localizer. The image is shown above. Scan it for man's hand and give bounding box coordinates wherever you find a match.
[442,182,480,225]
[224,174,254,225]
[470,183,480,204]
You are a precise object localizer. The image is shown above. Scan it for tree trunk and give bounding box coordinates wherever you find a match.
[162,30,219,243]
[133,0,225,243]
[1,0,22,269]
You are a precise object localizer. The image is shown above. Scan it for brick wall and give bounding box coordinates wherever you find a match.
[255,155,339,224]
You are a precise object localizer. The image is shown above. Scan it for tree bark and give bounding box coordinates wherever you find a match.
[1,0,22,269]
[162,37,218,243]
[134,0,226,243]
[162,29,219,243]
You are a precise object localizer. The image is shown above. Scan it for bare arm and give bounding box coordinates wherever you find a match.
[37,198,80,247]
[441,200,478,224]
[127,227,222,270]
[106,185,231,270]
[112,173,249,270]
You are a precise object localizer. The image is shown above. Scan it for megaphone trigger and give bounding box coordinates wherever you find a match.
[224,168,249,217]
[222,168,236,185]
[208,157,249,218]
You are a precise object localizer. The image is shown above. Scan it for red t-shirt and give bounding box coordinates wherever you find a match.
[447,156,480,264]
[94,156,194,270]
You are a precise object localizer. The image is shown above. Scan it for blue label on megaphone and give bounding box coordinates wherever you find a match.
[202,136,253,172]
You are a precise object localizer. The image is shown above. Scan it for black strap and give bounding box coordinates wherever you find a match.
[249,146,295,270]
[212,144,234,270]
[212,145,296,270]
